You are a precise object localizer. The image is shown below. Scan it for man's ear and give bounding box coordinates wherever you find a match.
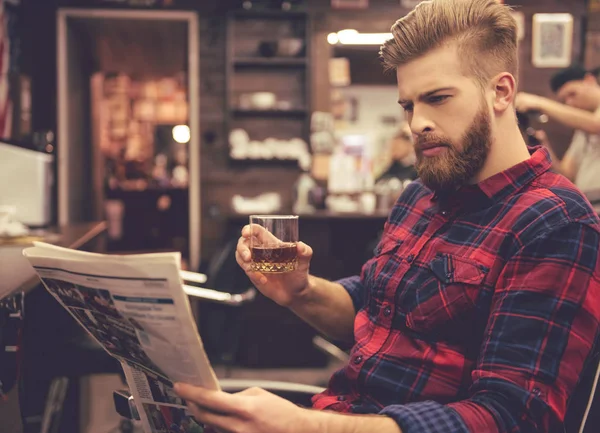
[491,72,516,113]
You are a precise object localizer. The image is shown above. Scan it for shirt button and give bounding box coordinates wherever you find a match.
[353,355,363,365]
[383,306,392,317]
[441,210,448,216]
[407,254,415,263]
[532,387,541,397]
[337,395,347,402]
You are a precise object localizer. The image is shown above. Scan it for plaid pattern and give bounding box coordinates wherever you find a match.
[312,147,600,433]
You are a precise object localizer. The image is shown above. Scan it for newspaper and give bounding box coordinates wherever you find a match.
[22,242,219,433]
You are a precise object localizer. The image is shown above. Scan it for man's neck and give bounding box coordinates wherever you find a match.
[472,121,531,184]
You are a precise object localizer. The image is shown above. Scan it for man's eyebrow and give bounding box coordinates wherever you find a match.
[398,87,456,105]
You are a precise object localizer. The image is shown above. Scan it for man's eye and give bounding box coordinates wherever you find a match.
[429,95,450,104]
[402,104,414,112]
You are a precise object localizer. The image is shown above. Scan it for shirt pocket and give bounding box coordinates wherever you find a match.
[364,235,403,318]
[405,254,488,333]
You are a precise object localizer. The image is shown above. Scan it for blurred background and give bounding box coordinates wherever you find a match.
[1,0,599,432]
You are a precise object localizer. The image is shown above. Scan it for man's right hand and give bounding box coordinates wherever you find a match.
[235,224,314,308]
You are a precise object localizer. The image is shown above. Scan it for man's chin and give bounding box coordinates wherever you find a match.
[417,168,461,193]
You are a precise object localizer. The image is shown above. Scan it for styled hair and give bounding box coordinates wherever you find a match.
[380,0,518,87]
[550,64,588,93]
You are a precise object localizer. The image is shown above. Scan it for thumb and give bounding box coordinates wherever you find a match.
[297,242,313,262]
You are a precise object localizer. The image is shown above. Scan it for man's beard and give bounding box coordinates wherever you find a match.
[414,105,492,193]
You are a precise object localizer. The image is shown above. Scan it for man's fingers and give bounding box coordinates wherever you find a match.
[236,236,251,262]
[185,402,240,433]
[174,383,240,415]
[241,224,281,245]
[235,251,251,270]
[297,242,313,258]
[247,271,268,285]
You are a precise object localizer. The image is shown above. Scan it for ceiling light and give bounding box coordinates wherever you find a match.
[328,29,393,45]
[172,125,191,144]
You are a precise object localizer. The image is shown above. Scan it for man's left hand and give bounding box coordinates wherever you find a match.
[174,383,319,433]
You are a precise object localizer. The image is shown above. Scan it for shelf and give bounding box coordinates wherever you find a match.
[231,108,308,118]
[231,9,308,19]
[233,57,307,68]
[229,159,301,167]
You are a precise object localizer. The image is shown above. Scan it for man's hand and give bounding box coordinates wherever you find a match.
[235,224,314,307]
[174,384,318,433]
[515,92,545,113]
[174,383,402,433]
[533,129,552,150]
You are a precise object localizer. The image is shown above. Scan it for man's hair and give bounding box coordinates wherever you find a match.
[380,0,518,87]
[550,64,588,93]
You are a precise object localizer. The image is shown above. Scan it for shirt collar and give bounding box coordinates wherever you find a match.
[476,145,551,200]
[432,146,552,209]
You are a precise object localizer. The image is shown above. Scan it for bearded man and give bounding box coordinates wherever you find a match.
[175,1,600,432]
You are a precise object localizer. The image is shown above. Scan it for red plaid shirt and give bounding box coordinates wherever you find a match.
[312,147,600,433]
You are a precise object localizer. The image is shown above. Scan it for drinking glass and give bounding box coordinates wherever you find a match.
[249,215,299,273]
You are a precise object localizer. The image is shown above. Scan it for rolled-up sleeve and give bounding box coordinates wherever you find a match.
[379,222,600,433]
[337,275,366,314]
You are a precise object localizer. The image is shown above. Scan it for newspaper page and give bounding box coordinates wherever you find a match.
[121,362,206,433]
[22,242,219,433]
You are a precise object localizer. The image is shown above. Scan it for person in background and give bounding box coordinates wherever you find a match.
[376,121,418,183]
[516,65,600,192]
[175,1,600,433]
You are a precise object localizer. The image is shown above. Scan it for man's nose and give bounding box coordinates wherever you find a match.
[409,107,434,136]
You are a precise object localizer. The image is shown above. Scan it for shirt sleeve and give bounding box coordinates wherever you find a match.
[337,275,366,314]
[379,222,600,433]
[564,130,587,170]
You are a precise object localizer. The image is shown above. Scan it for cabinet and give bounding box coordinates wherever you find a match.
[225,8,311,164]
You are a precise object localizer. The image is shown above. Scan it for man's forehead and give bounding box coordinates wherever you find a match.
[396,47,464,100]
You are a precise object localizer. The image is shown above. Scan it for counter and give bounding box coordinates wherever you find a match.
[0,221,108,299]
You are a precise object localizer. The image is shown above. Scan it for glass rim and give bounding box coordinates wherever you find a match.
[249,215,299,220]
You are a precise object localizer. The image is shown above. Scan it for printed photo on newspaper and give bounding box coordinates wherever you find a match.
[22,241,220,433]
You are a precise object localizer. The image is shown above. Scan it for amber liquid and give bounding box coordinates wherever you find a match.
[250,244,298,273]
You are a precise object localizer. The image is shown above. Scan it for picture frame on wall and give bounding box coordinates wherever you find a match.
[532,13,574,68]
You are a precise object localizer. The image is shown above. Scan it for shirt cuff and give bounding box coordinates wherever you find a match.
[379,401,468,433]
[336,275,365,313]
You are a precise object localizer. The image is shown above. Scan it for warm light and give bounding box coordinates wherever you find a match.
[172,125,190,144]
[328,29,393,45]
[327,32,339,45]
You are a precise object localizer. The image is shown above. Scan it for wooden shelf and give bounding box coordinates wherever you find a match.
[229,157,301,167]
[233,57,307,67]
[231,108,308,118]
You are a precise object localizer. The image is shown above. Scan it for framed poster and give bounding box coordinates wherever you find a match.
[532,13,573,68]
